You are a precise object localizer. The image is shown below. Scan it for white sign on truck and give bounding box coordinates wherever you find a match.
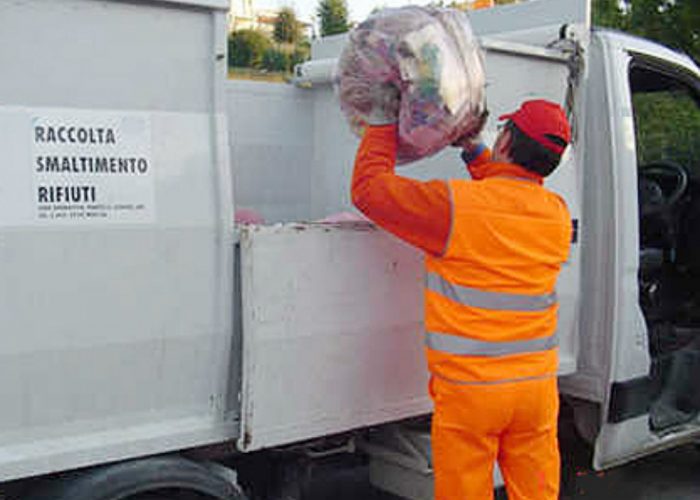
[0,108,154,225]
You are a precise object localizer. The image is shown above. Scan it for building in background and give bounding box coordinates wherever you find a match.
[471,0,495,8]
[453,0,522,9]
[229,0,313,38]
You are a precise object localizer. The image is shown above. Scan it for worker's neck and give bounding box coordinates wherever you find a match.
[470,162,543,184]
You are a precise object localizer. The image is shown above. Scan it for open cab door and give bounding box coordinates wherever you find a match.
[562,28,700,469]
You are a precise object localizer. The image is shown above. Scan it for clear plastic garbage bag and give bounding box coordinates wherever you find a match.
[337,6,487,165]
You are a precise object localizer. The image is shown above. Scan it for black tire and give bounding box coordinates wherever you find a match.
[127,496,183,500]
[27,457,247,500]
[127,494,206,500]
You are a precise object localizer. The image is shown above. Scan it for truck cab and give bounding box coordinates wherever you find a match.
[564,26,700,470]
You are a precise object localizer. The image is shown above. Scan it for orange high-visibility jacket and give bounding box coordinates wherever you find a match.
[352,125,572,384]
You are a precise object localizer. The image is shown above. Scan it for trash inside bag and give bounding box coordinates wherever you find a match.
[337,6,487,164]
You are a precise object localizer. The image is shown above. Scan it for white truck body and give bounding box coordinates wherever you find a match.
[0,0,237,482]
[0,0,698,497]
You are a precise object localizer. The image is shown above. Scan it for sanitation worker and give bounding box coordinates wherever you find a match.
[351,99,572,500]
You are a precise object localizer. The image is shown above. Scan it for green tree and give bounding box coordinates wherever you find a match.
[591,0,628,29]
[290,45,309,69]
[633,90,700,167]
[292,38,311,66]
[262,48,290,72]
[628,0,698,63]
[317,0,350,37]
[592,0,698,63]
[228,29,272,68]
[273,7,301,45]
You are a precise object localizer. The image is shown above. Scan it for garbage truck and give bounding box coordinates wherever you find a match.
[0,0,698,498]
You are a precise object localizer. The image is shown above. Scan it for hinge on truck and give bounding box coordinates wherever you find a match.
[549,24,587,142]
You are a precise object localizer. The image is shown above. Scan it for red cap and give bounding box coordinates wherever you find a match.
[499,100,571,155]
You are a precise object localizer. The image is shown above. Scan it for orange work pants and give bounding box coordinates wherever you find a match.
[430,375,560,500]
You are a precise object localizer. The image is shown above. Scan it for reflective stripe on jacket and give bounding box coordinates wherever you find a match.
[425,177,571,385]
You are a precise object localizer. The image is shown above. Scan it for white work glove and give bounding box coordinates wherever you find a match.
[361,82,401,126]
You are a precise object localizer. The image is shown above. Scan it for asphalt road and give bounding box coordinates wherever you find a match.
[557,434,700,499]
[559,444,700,499]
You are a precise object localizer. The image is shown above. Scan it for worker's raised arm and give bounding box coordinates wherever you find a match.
[351,124,451,256]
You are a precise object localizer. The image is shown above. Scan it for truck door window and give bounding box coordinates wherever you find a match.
[631,62,700,434]
[631,69,700,172]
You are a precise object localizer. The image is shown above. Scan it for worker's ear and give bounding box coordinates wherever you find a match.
[494,129,513,161]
